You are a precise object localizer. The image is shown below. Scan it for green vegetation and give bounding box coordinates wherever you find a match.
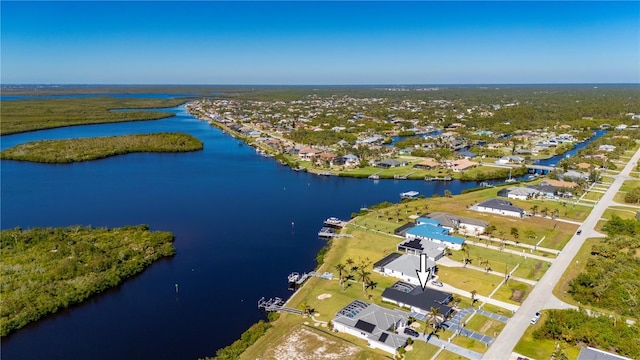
[533,309,640,359]
[210,320,272,360]
[0,97,186,135]
[0,132,203,163]
[0,225,175,336]
[568,216,640,317]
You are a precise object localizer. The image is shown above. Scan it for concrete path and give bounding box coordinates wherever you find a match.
[425,336,483,360]
[483,146,640,360]
[473,234,558,255]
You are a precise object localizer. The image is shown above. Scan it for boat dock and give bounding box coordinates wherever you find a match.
[368,171,382,179]
[394,171,415,180]
[257,297,303,315]
[318,227,353,238]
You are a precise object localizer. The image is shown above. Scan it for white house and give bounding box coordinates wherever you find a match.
[373,253,436,286]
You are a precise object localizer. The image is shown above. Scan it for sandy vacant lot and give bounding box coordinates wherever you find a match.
[260,326,360,360]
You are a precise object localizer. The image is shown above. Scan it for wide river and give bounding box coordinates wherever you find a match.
[0,101,602,359]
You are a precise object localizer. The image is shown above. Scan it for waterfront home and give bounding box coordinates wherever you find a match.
[332,300,409,356]
[474,198,525,218]
[331,154,360,167]
[562,170,589,181]
[540,179,578,190]
[401,218,465,251]
[298,147,323,161]
[413,160,440,170]
[381,281,454,319]
[598,144,616,152]
[374,159,408,168]
[495,155,525,165]
[449,158,478,172]
[497,187,542,201]
[397,237,446,260]
[373,253,436,286]
[424,212,488,235]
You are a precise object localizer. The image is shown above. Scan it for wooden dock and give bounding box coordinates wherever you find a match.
[368,171,382,179]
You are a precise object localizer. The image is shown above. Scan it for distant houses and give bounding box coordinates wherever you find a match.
[332,300,409,355]
[474,198,525,218]
[497,187,542,201]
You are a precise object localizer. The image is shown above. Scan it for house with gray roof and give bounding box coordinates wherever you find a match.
[382,281,454,319]
[577,347,633,360]
[332,300,409,355]
[474,198,525,218]
[424,212,489,235]
[373,253,436,286]
[374,159,408,168]
[496,186,542,201]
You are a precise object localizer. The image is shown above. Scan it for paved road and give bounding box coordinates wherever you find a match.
[483,146,640,360]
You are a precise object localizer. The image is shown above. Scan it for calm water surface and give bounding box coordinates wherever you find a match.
[1,105,483,360]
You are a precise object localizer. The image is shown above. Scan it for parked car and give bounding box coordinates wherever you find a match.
[403,327,419,337]
[530,312,541,325]
[431,280,443,287]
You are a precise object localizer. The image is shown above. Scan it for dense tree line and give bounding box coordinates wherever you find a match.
[0,225,175,336]
[207,320,272,360]
[0,97,185,135]
[567,216,640,318]
[533,309,639,358]
[0,132,203,163]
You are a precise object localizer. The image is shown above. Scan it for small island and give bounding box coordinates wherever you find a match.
[0,225,176,336]
[0,132,203,163]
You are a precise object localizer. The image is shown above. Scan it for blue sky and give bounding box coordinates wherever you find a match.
[2,1,639,84]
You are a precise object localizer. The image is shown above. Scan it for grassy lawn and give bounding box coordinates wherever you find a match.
[477,302,513,318]
[491,279,533,305]
[436,350,470,360]
[514,311,581,360]
[620,180,640,193]
[449,246,549,280]
[405,341,441,359]
[463,314,506,338]
[438,266,504,297]
[601,207,638,221]
[451,334,488,353]
[581,191,604,201]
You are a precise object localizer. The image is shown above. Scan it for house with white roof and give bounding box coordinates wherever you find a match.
[373,253,436,286]
[333,300,409,355]
[497,187,542,201]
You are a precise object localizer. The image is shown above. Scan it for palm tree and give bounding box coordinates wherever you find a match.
[461,243,471,267]
[470,290,478,305]
[345,258,355,273]
[427,306,443,332]
[358,269,371,291]
[541,207,549,218]
[334,263,345,287]
[530,204,539,216]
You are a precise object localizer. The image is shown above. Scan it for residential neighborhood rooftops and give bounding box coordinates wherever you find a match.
[476,198,525,214]
[425,212,489,229]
